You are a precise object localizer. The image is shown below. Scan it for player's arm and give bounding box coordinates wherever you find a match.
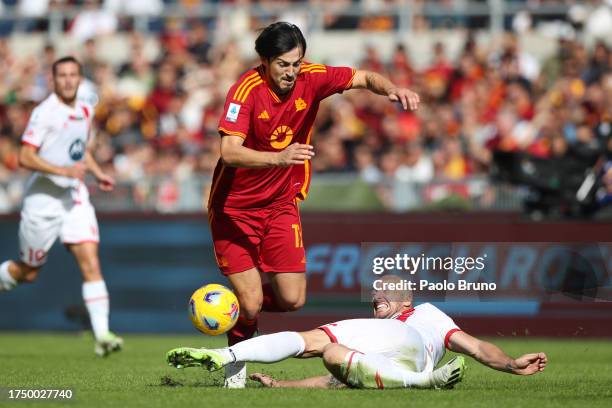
[447,331,547,375]
[250,373,345,389]
[351,70,420,111]
[19,144,85,180]
[220,135,314,168]
[84,150,115,191]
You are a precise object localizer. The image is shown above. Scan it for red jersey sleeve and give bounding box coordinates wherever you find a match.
[308,65,356,101]
[217,82,254,139]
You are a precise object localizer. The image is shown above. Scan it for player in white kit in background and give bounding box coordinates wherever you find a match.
[167,275,547,389]
[0,56,123,357]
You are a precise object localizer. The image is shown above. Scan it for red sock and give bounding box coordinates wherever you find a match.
[261,283,287,312]
[227,315,258,346]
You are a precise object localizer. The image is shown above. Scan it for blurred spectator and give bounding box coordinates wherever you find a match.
[360,45,385,73]
[353,145,382,184]
[433,137,470,180]
[188,21,212,65]
[396,141,434,184]
[81,39,102,81]
[582,41,609,85]
[147,62,179,115]
[70,0,118,42]
[424,42,454,101]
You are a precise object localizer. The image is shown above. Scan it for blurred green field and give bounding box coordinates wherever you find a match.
[0,333,611,408]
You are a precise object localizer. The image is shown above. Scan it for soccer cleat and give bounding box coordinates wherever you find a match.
[95,332,123,357]
[166,347,230,371]
[430,356,466,389]
[224,361,247,389]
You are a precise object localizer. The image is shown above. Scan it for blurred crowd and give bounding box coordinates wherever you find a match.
[0,1,612,214]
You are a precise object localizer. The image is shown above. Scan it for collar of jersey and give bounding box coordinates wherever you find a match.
[51,93,80,114]
[390,307,415,320]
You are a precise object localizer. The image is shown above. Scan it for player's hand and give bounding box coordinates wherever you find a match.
[387,87,420,111]
[63,163,86,181]
[510,352,547,375]
[96,173,115,192]
[276,143,315,167]
[250,373,279,388]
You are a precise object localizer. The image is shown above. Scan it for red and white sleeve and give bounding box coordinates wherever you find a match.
[21,109,48,148]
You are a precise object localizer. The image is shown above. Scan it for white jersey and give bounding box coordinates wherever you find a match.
[319,303,460,372]
[21,93,94,189]
[392,303,460,368]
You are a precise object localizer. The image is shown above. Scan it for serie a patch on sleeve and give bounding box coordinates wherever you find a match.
[226,103,241,122]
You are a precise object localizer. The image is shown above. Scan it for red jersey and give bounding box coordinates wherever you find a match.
[210,63,356,210]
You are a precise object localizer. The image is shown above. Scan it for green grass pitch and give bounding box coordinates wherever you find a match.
[0,333,611,408]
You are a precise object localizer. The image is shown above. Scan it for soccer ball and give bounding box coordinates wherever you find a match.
[188,284,239,336]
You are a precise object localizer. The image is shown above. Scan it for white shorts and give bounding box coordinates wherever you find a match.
[18,178,99,267]
[319,318,431,373]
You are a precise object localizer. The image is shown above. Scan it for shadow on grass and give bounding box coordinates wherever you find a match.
[152,375,225,388]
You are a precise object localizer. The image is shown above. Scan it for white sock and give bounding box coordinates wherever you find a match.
[0,261,17,291]
[226,331,305,363]
[83,280,110,340]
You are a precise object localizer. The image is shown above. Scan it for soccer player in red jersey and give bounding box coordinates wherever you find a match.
[209,22,420,387]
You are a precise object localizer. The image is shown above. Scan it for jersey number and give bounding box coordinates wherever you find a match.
[291,224,303,248]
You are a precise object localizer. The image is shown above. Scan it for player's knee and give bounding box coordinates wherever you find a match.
[236,293,263,320]
[280,299,304,312]
[276,293,305,311]
[322,344,349,367]
[299,329,331,356]
[322,344,348,380]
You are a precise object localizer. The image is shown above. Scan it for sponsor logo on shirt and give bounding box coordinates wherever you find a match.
[69,139,85,161]
[258,110,270,120]
[226,103,241,123]
[270,125,294,149]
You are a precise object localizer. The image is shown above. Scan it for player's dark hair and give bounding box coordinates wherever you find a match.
[52,56,82,76]
[255,22,307,61]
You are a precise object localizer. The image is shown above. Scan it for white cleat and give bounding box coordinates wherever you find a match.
[430,356,466,389]
[224,361,247,389]
[95,332,123,357]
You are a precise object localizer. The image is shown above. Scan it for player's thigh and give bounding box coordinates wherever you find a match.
[226,267,263,318]
[259,201,305,274]
[342,351,404,389]
[267,272,306,310]
[60,201,99,245]
[18,207,62,268]
[209,208,264,275]
[318,319,414,354]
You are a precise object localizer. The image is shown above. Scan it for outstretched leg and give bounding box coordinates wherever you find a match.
[0,260,42,290]
[166,328,330,370]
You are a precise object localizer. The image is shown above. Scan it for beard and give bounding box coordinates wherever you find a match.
[277,77,295,93]
[57,88,78,104]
